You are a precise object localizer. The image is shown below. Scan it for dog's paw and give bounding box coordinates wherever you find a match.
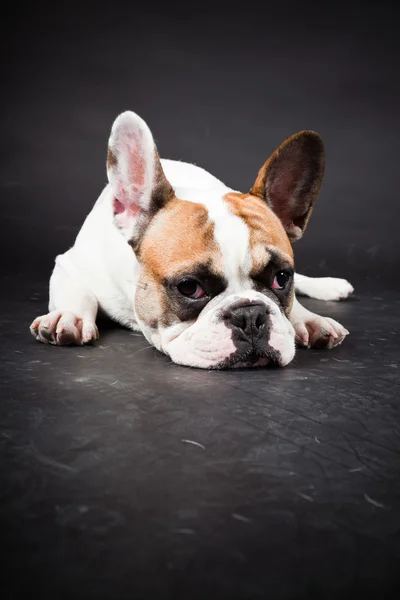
[30,311,99,346]
[292,314,349,349]
[299,277,354,301]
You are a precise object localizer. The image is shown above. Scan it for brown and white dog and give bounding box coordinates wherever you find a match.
[30,111,353,369]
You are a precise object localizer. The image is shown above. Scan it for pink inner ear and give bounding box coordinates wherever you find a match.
[113,197,140,217]
[110,131,148,218]
[127,131,146,188]
[113,198,125,214]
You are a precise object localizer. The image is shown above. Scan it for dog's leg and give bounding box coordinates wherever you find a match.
[294,273,354,301]
[289,296,349,349]
[30,256,99,345]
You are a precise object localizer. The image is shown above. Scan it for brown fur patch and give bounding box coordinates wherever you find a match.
[151,149,175,214]
[135,198,223,327]
[224,192,294,274]
[139,199,221,278]
[107,148,117,169]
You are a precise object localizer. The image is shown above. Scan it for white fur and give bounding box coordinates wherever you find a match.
[30,111,352,368]
[294,273,354,301]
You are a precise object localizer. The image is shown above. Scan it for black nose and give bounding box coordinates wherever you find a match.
[224,302,268,341]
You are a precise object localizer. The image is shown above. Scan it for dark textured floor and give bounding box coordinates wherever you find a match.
[1,274,400,599]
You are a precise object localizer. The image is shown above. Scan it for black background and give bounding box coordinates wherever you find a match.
[2,0,399,286]
[2,2,400,599]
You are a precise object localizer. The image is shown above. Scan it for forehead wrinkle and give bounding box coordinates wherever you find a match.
[161,259,224,281]
[266,244,294,267]
[251,245,271,272]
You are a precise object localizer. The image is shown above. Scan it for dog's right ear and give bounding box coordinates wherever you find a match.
[107,111,174,244]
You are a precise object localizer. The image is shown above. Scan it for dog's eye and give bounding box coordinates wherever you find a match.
[272,270,291,290]
[177,279,206,299]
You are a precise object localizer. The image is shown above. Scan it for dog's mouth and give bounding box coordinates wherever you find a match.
[216,347,281,370]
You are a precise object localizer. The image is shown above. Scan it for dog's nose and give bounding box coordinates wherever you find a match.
[224,302,268,340]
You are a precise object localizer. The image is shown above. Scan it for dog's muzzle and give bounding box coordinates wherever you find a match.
[218,301,281,369]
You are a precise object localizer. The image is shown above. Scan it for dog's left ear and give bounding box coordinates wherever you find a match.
[250,131,325,241]
[107,111,174,244]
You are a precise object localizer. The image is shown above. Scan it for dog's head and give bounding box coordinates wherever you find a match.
[107,112,324,368]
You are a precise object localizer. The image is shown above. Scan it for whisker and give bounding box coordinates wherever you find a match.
[130,344,153,356]
[124,279,148,291]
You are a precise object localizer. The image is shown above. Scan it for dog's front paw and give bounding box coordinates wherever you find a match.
[292,314,349,349]
[30,311,99,346]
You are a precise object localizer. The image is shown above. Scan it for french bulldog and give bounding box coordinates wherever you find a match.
[30,111,353,369]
